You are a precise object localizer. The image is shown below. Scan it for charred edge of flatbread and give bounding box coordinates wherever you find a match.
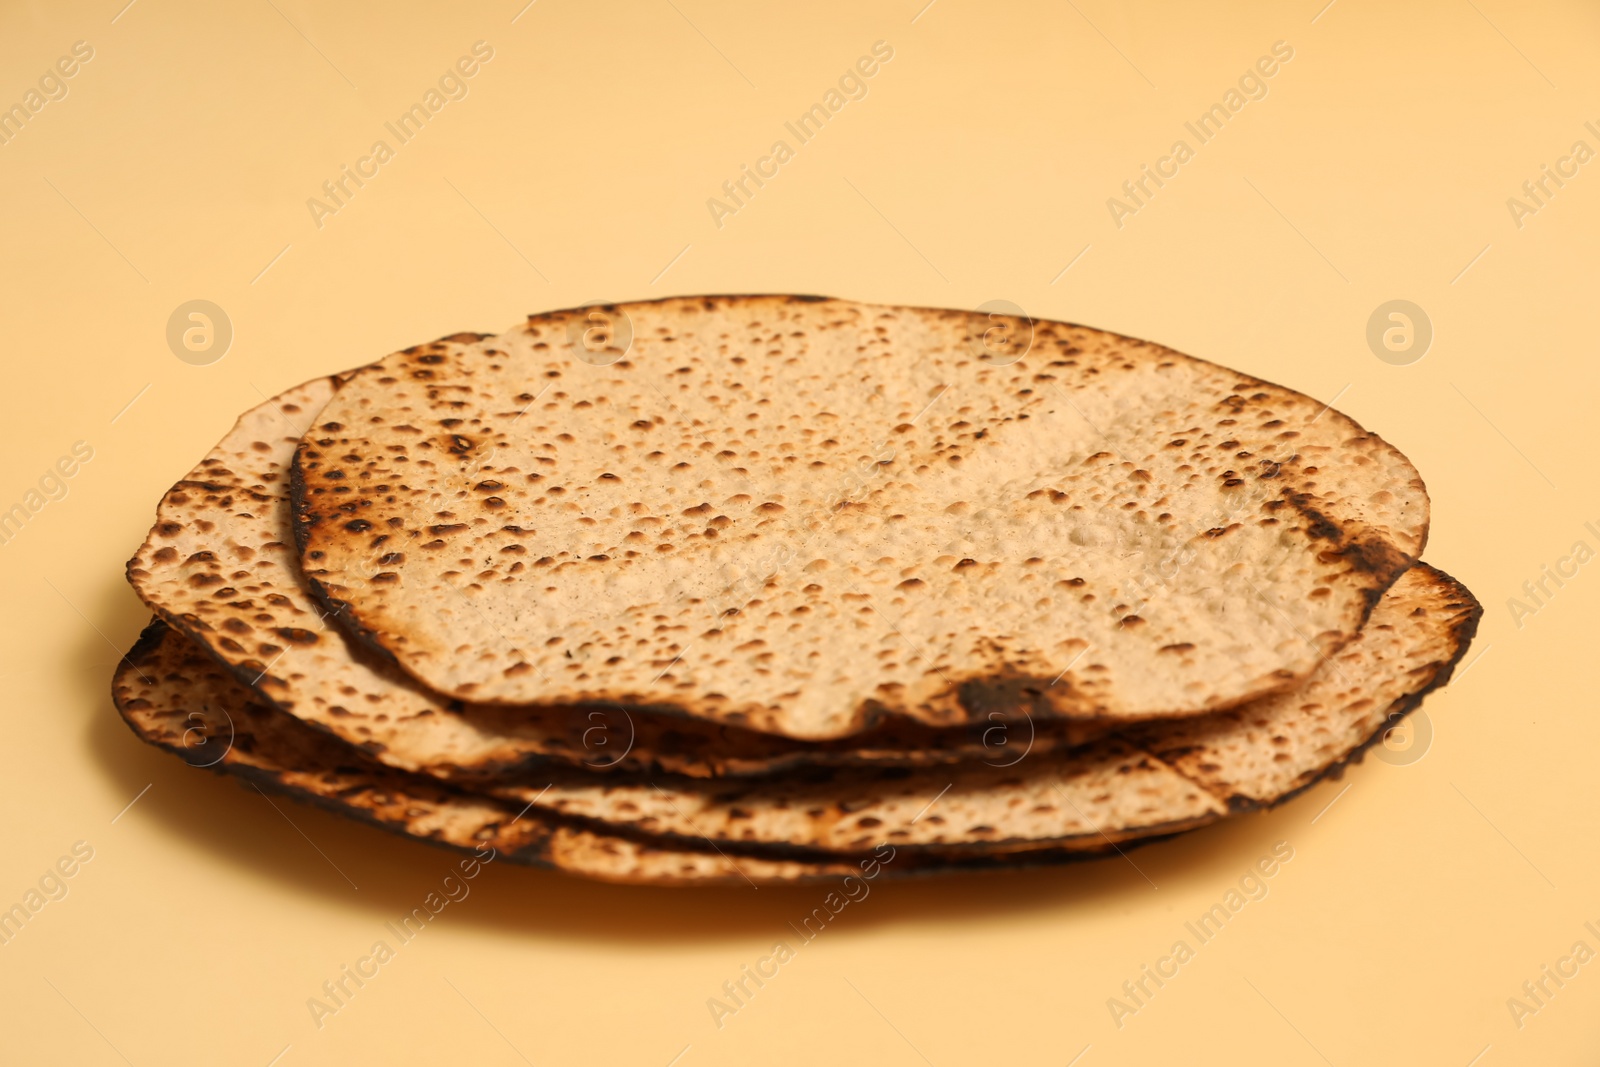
[539,808,1224,862]
[445,723,1078,783]
[1284,490,1418,603]
[528,783,1225,862]
[288,438,405,674]
[121,615,175,674]
[110,619,1194,880]
[1209,563,1481,815]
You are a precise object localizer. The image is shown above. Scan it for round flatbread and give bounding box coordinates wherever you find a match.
[293,296,1429,738]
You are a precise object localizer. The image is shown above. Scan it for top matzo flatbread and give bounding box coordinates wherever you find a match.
[294,296,1428,738]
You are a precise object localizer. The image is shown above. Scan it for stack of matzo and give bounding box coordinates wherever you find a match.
[114,296,1480,884]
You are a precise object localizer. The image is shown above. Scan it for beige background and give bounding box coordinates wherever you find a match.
[1,0,1597,1063]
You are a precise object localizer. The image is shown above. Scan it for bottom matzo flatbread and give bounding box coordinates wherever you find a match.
[113,620,1138,884]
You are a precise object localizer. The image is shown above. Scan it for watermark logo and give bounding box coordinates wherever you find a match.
[979,711,1035,768]
[0,440,94,549]
[1108,841,1294,1028]
[967,300,1033,366]
[180,707,234,768]
[1507,527,1597,630]
[579,708,635,768]
[1366,299,1431,366]
[306,42,494,230]
[1506,122,1599,230]
[167,300,233,366]
[1370,708,1432,766]
[0,40,94,149]
[1507,923,1600,1030]
[1107,41,1295,229]
[706,41,895,229]
[566,303,634,366]
[707,843,896,1030]
[307,843,496,1029]
[0,841,94,948]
